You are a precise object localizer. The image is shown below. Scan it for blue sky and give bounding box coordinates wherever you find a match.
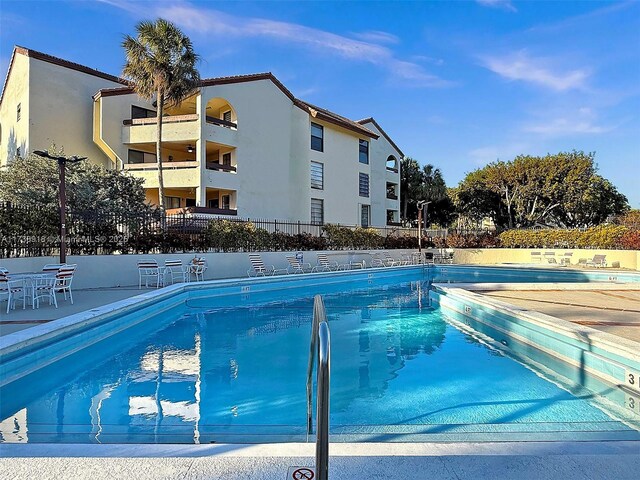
[2,0,639,207]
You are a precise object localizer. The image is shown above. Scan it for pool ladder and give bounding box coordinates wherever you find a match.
[306,295,330,480]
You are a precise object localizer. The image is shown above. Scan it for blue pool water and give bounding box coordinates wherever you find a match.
[1,274,639,443]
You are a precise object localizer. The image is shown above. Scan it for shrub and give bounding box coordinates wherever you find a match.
[498,226,639,250]
[618,230,640,250]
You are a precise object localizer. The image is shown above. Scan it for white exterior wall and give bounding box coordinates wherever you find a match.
[0,54,30,165]
[360,120,402,226]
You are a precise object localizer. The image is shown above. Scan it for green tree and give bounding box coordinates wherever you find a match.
[0,147,150,214]
[400,157,453,226]
[455,151,628,228]
[122,18,200,209]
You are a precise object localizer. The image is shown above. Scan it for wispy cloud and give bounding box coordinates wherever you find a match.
[523,107,614,137]
[98,0,450,87]
[351,30,400,45]
[468,142,529,165]
[481,50,590,91]
[476,0,517,13]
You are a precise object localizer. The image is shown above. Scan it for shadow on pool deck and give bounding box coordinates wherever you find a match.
[0,287,144,336]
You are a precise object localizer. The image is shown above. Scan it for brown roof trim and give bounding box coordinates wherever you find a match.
[95,71,378,138]
[1,45,127,107]
[357,117,404,157]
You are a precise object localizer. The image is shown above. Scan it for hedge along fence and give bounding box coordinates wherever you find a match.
[498,225,640,250]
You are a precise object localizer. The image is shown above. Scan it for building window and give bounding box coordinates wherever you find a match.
[128,149,156,164]
[311,161,324,189]
[17,103,21,122]
[16,147,21,158]
[222,152,232,166]
[209,198,219,209]
[359,139,369,164]
[311,123,323,152]
[221,194,230,210]
[131,105,156,119]
[387,210,396,224]
[359,173,369,197]
[311,198,324,225]
[223,110,232,123]
[164,196,181,209]
[185,198,196,207]
[361,205,370,228]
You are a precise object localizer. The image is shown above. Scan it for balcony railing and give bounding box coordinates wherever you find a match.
[206,162,237,173]
[124,161,198,170]
[206,116,237,129]
[386,221,402,226]
[123,114,199,126]
[386,167,399,173]
[386,193,398,200]
[166,206,237,216]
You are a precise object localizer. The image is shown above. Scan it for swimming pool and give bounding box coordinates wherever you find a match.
[1,266,639,443]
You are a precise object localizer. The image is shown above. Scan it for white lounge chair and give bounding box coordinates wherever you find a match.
[312,253,342,272]
[560,252,573,266]
[54,264,76,304]
[544,252,557,264]
[530,252,542,263]
[586,254,607,268]
[138,260,162,288]
[370,253,387,268]
[285,255,312,274]
[247,254,287,277]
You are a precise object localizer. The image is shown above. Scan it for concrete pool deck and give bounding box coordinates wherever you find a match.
[452,282,640,343]
[1,441,639,480]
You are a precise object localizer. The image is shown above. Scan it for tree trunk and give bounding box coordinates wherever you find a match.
[156,90,165,210]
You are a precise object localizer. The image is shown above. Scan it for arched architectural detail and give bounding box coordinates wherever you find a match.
[386,155,398,172]
[205,97,237,128]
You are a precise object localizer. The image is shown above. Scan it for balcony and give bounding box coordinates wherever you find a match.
[124,161,199,188]
[166,206,238,217]
[122,114,199,144]
[206,162,236,173]
[386,192,398,200]
[203,117,238,146]
[206,116,237,129]
[386,167,399,174]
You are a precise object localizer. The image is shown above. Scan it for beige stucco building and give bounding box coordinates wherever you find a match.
[1,46,402,227]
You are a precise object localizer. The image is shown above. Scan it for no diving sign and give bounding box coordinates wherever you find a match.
[287,466,315,479]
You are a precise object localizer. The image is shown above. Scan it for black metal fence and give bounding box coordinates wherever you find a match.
[0,203,450,258]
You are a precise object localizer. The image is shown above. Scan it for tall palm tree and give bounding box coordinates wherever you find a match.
[122,19,200,209]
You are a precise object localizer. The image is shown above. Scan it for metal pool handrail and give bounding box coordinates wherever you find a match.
[306,294,330,480]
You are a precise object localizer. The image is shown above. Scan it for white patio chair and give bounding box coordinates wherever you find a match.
[138,260,162,288]
[383,252,403,266]
[285,255,312,274]
[165,259,189,284]
[312,253,341,272]
[370,253,387,268]
[42,264,64,273]
[544,252,557,264]
[54,264,76,304]
[189,258,208,282]
[247,254,287,277]
[560,252,573,266]
[33,276,57,309]
[1,276,27,313]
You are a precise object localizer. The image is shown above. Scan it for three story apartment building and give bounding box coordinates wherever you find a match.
[0,46,403,227]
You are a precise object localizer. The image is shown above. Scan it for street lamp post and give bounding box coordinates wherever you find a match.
[33,150,86,264]
[417,200,432,259]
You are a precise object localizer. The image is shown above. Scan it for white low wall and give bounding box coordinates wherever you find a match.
[0,249,420,289]
[454,248,640,270]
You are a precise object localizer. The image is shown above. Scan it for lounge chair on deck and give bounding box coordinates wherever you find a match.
[544,252,557,264]
[247,253,287,277]
[586,254,607,268]
[530,252,542,263]
[54,264,76,304]
[560,252,573,266]
[285,255,312,274]
[312,253,342,272]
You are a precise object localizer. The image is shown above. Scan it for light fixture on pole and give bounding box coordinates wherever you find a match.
[33,150,86,264]
[186,144,194,153]
[417,200,432,258]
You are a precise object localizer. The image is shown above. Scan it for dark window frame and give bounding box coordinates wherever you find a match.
[311,198,324,225]
[359,172,370,198]
[131,105,156,119]
[128,149,156,164]
[311,122,324,152]
[164,196,181,209]
[222,110,232,123]
[361,204,370,228]
[359,139,369,164]
[222,152,232,166]
[310,161,324,190]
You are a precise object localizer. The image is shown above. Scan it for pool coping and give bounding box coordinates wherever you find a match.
[1,440,639,457]
[432,283,640,364]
